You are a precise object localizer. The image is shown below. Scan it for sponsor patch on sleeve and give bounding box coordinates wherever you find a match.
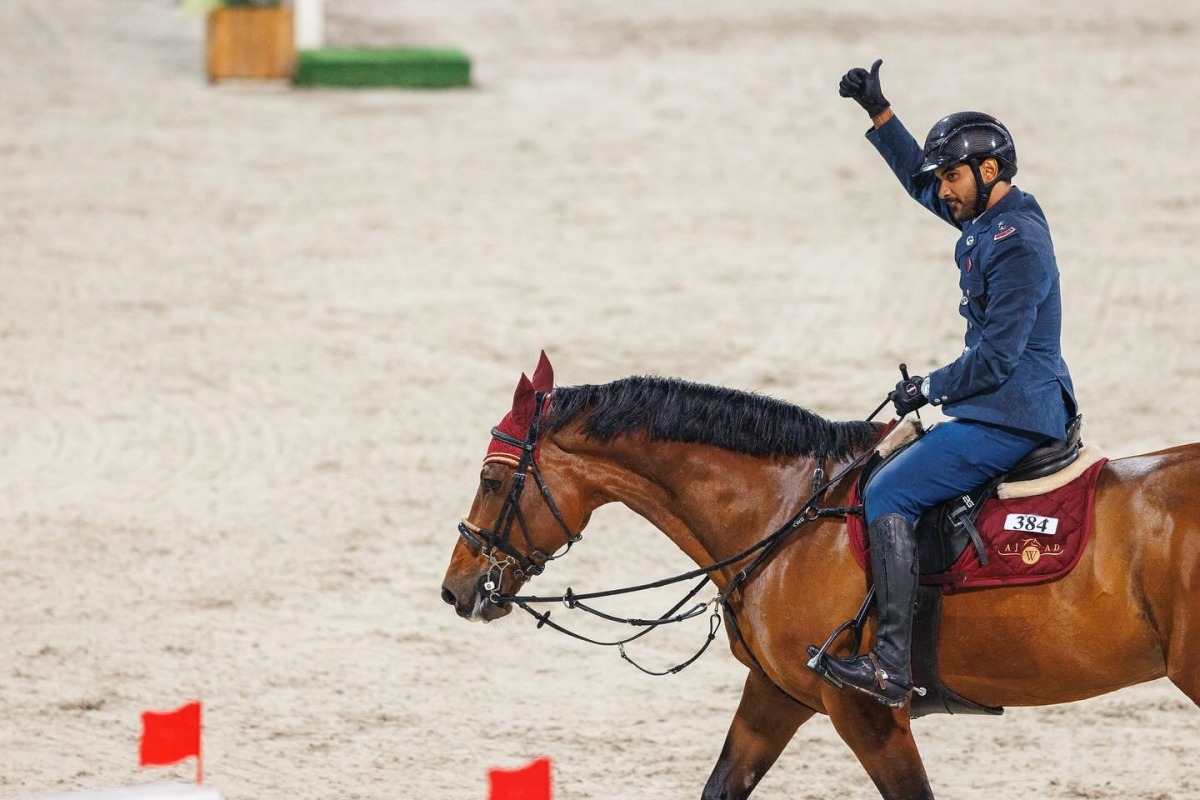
[993,223,1019,241]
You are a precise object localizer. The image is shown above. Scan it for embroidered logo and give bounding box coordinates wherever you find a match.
[965,235,975,246]
[999,537,1064,565]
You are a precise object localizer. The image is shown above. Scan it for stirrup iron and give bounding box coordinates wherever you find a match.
[806,586,875,684]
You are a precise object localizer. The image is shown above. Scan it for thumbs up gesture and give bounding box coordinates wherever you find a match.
[839,58,890,118]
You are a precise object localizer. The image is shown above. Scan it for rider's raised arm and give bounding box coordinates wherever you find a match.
[839,59,960,230]
[865,114,961,230]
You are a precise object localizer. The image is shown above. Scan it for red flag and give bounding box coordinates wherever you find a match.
[139,701,202,783]
[488,756,552,800]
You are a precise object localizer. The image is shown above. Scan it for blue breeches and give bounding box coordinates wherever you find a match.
[864,419,1045,525]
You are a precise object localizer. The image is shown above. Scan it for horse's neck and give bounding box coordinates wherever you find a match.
[567,434,827,571]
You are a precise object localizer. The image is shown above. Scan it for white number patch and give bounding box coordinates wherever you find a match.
[1003,513,1059,535]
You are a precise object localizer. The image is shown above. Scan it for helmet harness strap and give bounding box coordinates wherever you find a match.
[967,158,999,219]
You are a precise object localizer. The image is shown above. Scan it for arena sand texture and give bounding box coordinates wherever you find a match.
[2,1,1198,798]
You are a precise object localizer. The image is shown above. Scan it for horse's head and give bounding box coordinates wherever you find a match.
[441,352,587,622]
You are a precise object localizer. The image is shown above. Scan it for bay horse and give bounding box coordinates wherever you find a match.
[440,356,1200,800]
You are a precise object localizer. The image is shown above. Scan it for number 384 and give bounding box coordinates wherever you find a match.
[1003,513,1059,535]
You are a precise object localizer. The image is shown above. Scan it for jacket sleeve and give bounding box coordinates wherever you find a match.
[926,234,1052,404]
[865,115,961,229]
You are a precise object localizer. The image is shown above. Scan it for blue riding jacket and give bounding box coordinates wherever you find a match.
[866,115,1077,442]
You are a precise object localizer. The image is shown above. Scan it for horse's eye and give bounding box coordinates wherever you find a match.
[482,478,502,494]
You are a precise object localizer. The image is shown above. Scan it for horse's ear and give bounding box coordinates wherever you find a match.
[531,350,554,394]
[511,373,537,432]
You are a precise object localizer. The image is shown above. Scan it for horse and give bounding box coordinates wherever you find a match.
[440,356,1200,800]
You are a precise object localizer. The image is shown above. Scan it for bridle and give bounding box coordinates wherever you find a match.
[457,392,581,599]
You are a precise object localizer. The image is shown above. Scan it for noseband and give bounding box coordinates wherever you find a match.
[457,393,581,595]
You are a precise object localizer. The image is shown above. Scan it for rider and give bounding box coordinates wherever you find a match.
[819,59,1078,707]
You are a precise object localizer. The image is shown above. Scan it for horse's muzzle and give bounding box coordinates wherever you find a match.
[440,575,512,623]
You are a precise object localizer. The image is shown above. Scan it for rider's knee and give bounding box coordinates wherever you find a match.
[864,470,922,525]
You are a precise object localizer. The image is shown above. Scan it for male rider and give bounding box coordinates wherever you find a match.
[817,59,1078,707]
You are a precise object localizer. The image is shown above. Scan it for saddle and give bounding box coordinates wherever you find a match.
[877,415,1087,577]
[838,415,1107,717]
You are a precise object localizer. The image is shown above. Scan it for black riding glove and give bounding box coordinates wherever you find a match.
[891,375,928,416]
[839,58,890,118]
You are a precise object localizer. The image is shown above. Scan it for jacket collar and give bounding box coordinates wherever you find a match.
[967,185,1021,232]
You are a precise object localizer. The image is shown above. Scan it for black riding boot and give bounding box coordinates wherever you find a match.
[821,513,918,708]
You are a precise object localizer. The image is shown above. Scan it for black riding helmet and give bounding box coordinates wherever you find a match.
[917,111,1017,217]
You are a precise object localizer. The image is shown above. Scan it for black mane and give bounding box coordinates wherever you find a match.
[544,376,879,460]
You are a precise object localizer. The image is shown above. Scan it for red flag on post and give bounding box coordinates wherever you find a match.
[139,701,203,784]
[488,756,552,800]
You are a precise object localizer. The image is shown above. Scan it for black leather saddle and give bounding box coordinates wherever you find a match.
[861,415,1084,577]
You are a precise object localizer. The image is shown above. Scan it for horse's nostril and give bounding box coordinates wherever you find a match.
[441,587,456,606]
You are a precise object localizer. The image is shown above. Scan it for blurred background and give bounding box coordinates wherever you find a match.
[2,2,1198,798]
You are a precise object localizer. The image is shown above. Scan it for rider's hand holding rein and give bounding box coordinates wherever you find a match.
[839,58,892,126]
[891,375,928,417]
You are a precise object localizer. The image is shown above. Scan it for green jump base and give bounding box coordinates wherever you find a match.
[293,47,471,89]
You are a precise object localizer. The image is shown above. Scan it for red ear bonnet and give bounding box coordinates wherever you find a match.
[531,350,554,394]
[485,354,554,466]
[486,373,536,466]
[509,373,537,433]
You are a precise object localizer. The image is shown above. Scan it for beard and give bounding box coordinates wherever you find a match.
[946,195,976,222]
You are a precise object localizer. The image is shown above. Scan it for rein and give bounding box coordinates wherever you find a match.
[458,391,896,676]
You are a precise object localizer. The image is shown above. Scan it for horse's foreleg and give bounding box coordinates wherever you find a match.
[700,668,815,800]
[824,689,934,800]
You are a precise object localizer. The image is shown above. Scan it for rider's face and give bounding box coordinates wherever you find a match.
[935,162,979,221]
